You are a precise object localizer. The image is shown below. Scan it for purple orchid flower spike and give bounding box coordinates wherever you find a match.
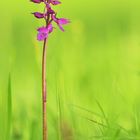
[32,0,69,41]
[31,0,70,140]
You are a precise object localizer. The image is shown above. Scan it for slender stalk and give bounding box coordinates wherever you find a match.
[42,38,47,140]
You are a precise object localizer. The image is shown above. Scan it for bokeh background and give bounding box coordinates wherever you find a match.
[1,0,140,140]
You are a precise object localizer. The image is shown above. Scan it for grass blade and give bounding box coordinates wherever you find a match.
[6,74,12,140]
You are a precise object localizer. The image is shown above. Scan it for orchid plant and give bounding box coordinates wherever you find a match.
[31,0,70,139]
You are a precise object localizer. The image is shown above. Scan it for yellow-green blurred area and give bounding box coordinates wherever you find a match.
[1,0,140,139]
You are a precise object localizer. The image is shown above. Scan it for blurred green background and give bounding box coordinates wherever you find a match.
[1,0,140,139]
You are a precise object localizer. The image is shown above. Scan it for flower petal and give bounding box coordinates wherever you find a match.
[33,12,45,19]
[51,14,58,23]
[37,26,48,32]
[58,24,65,32]
[31,0,43,4]
[47,24,54,33]
[50,0,61,5]
[37,32,48,41]
[58,18,70,25]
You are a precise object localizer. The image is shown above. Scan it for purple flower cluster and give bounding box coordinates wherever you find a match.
[31,0,70,41]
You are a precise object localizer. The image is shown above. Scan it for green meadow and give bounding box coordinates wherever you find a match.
[1,0,140,139]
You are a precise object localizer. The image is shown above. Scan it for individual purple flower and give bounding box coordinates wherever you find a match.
[47,7,55,14]
[33,12,45,19]
[57,18,70,31]
[37,27,48,41]
[31,0,43,4]
[52,14,70,31]
[37,24,53,41]
[50,0,61,5]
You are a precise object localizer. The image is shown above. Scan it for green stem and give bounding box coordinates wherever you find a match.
[42,38,47,140]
